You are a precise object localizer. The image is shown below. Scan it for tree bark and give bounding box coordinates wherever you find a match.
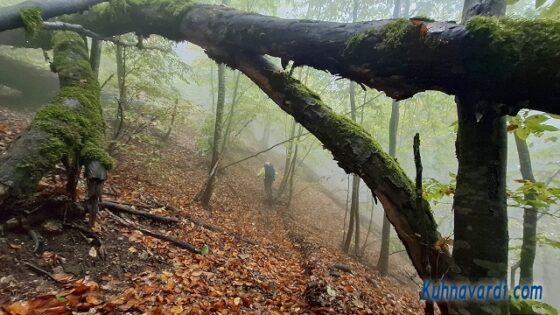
[448,2,508,314]
[0,0,108,32]
[451,97,508,314]
[377,0,406,277]
[377,100,400,275]
[199,61,226,208]
[513,134,538,286]
[89,38,102,79]
[0,31,111,209]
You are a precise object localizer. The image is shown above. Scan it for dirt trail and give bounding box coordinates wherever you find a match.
[0,108,424,314]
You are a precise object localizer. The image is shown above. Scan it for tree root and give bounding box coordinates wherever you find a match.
[100,201,179,224]
[105,210,201,254]
[27,229,46,253]
[63,223,107,260]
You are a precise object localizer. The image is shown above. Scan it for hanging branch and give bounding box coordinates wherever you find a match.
[413,133,423,207]
[42,22,170,52]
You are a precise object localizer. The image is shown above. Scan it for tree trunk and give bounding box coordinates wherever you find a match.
[513,134,538,286]
[448,2,508,314]
[377,0,406,277]
[279,119,297,196]
[89,38,102,79]
[116,44,127,108]
[0,31,111,209]
[377,100,400,275]
[451,97,508,315]
[0,0,108,32]
[220,71,241,155]
[199,62,226,208]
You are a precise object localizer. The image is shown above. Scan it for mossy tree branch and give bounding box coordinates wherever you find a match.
[3,1,559,114]
[0,31,112,206]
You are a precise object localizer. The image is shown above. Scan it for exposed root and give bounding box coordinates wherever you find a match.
[27,229,46,253]
[63,223,107,260]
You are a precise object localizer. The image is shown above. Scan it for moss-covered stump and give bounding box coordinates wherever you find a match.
[0,31,112,208]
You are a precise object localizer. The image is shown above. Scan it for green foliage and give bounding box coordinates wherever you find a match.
[509,179,560,208]
[511,299,558,315]
[536,234,560,249]
[509,112,559,140]
[423,174,456,204]
[19,7,43,38]
[541,0,560,19]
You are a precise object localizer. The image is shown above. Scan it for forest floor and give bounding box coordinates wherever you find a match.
[0,107,424,314]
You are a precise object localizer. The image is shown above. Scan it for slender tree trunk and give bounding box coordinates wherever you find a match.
[279,119,297,195]
[287,126,303,208]
[199,62,226,208]
[220,71,241,155]
[377,0,405,276]
[89,38,102,79]
[163,99,179,141]
[116,44,127,108]
[514,134,538,286]
[377,100,400,275]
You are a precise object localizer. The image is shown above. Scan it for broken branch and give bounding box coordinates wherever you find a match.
[100,201,179,224]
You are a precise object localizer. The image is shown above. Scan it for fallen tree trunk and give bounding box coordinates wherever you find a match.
[0,31,112,209]
[0,0,108,32]
[3,1,558,113]
[100,201,179,224]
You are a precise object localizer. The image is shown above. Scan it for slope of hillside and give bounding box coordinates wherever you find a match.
[0,108,424,314]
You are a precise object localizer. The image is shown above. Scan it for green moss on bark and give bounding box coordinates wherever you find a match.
[74,0,193,40]
[32,31,113,171]
[345,18,420,54]
[465,17,560,79]
[19,7,43,38]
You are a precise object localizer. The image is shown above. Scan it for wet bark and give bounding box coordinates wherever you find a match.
[0,0,108,32]
[451,97,508,314]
